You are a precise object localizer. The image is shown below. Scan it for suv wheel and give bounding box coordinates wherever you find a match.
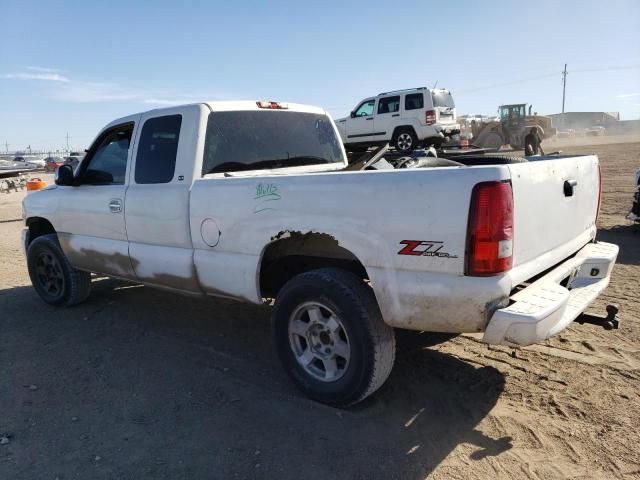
[272,268,395,407]
[393,128,417,153]
[27,234,91,306]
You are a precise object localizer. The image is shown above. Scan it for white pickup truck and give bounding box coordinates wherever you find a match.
[22,100,619,406]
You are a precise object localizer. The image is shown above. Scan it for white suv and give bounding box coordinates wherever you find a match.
[335,87,460,152]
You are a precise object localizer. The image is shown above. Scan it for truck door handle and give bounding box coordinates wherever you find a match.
[563,179,578,197]
[392,114,399,117]
[366,117,373,120]
[108,199,123,213]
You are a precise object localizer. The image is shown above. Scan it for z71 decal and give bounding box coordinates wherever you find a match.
[398,240,459,259]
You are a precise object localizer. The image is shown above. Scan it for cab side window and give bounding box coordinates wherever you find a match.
[135,115,182,184]
[354,100,375,117]
[81,124,133,185]
[405,93,424,110]
[377,96,400,114]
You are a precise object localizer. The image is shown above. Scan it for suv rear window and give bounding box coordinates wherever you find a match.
[202,111,343,175]
[432,91,455,108]
[405,93,424,110]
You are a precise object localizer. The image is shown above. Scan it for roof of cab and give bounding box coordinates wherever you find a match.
[100,100,328,135]
[205,100,325,115]
[377,87,452,96]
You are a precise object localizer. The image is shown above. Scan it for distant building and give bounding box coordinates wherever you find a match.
[549,112,620,130]
[608,119,640,136]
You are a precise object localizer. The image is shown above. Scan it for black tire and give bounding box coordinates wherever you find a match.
[393,128,417,153]
[272,268,395,407]
[27,234,91,306]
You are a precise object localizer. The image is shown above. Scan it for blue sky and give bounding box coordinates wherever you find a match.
[1,0,639,151]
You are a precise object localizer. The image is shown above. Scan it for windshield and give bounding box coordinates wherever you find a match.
[202,111,344,175]
[431,91,455,108]
[500,105,526,120]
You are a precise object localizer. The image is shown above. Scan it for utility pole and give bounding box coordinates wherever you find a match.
[3,141,9,153]
[65,132,71,153]
[561,63,568,128]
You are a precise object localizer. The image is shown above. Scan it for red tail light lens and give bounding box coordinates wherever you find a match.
[425,109,436,125]
[466,181,514,276]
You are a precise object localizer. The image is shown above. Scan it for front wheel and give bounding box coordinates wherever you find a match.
[272,268,395,407]
[27,234,91,306]
[477,132,504,150]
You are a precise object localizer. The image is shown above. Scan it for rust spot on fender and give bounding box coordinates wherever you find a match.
[270,230,292,242]
[269,230,339,244]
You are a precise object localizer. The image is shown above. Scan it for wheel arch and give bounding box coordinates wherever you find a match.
[391,124,418,141]
[25,217,57,246]
[258,231,369,299]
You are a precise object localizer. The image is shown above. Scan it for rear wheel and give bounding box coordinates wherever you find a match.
[393,128,417,153]
[272,268,395,407]
[27,234,91,306]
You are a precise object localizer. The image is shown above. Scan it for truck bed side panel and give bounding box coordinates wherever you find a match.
[189,166,509,330]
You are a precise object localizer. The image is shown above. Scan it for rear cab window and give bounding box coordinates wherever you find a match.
[202,110,344,175]
[135,114,182,184]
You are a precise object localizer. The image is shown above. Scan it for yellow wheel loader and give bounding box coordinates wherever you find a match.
[472,104,556,150]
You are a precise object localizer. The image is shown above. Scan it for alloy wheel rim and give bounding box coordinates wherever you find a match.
[35,252,65,299]
[397,133,412,151]
[288,302,351,382]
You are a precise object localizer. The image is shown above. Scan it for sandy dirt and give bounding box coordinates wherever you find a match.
[0,144,639,480]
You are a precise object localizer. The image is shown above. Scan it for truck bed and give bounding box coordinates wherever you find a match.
[191,153,601,334]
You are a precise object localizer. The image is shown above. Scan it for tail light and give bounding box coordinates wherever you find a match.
[425,110,436,125]
[466,181,514,276]
[596,163,602,222]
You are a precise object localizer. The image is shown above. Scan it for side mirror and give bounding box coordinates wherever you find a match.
[54,164,74,186]
[350,111,356,118]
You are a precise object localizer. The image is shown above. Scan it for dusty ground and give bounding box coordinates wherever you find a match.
[1,143,639,480]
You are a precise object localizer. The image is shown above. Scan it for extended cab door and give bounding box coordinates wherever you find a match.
[345,99,376,142]
[124,105,205,292]
[55,120,138,278]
